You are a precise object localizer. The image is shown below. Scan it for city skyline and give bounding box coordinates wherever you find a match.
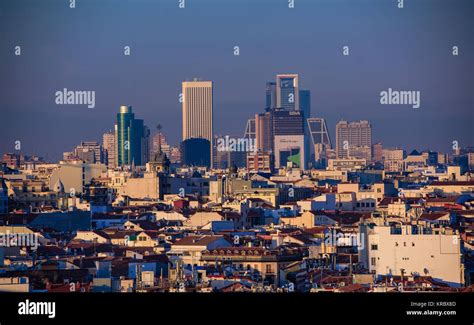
[1,1,474,319]
[1,0,473,161]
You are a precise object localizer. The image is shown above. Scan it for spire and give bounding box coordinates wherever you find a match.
[156,124,162,155]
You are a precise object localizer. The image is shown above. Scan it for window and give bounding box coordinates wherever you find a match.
[371,244,378,251]
[265,264,273,273]
[371,257,376,266]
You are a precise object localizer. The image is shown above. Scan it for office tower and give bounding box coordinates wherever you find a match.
[273,110,306,169]
[299,89,311,119]
[255,112,273,152]
[180,138,211,167]
[276,74,299,110]
[182,79,213,142]
[307,118,332,168]
[213,136,247,169]
[102,131,115,168]
[299,89,311,168]
[336,120,372,160]
[273,110,305,135]
[153,132,171,158]
[265,82,277,110]
[372,142,383,163]
[74,141,105,164]
[307,118,332,148]
[243,118,256,140]
[114,105,149,166]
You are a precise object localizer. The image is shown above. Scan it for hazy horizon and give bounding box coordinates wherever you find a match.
[1,0,473,161]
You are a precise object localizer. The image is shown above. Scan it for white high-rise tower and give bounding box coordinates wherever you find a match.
[182,79,213,142]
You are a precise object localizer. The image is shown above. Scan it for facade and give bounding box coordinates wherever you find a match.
[383,148,405,172]
[170,235,231,267]
[265,81,277,110]
[299,89,311,119]
[337,182,396,210]
[255,111,273,152]
[201,247,303,286]
[359,224,464,287]
[403,154,427,172]
[372,142,383,162]
[180,138,211,167]
[307,117,332,168]
[274,135,306,169]
[243,118,256,140]
[276,74,299,110]
[246,151,274,172]
[273,109,306,169]
[114,105,150,166]
[49,161,106,195]
[273,108,304,136]
[119,172,162,200]
[336,120,372,160]
[74,141,105,164]
[327,158,366,171]
[102,132,115,168]
[182,80,213,142]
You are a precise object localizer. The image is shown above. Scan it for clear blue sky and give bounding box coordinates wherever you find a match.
[0,0,473,161]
